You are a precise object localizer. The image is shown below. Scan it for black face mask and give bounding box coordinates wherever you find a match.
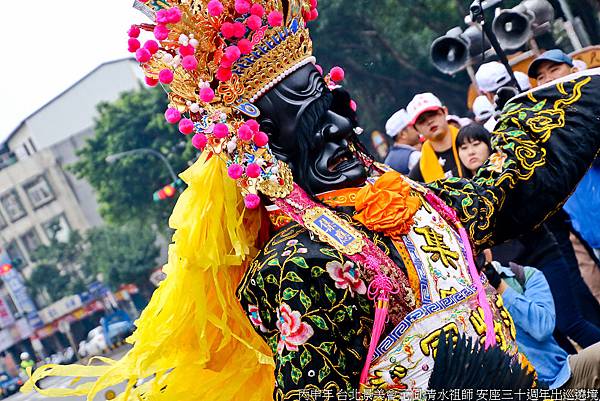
[255,63,367,196]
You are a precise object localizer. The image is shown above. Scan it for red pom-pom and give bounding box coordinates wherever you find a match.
[235,0,251,14]
[315,64,323,75]
[164,108,181,124]
[254,131,269,147]
[154,24,170,40]
[232,22,246,38]
[145,76,159,87]
[246,119,260,133]
[220,57,233,69]
[246,163,261,178]
[310,0,318,8]
[167,7,182,23]
[246,15,262,31]
[199,87,215,102]
[227,164,244,179]
[250,4,264,17]
[192,133,208,150]
[207,0,224,16]
[213,123,229,138]
[268,11,283,27]
[220,22,235,38]
[144,40,159,54]
[135,48,152,63]
[238,39,252,54]
[349,99,357,111]
[237,124,253,141]
[178,118,194,135]
[216,67,232,81]
[159,69,174,84]
[128,38,141,53]
[244,193,261,209]
[182,56,198,71]
[329,66,345,82]
[128,25,140,38]
[156,9,169,24]
[179,44,195,56]
[309,8,318,20]
[225,46,241,62]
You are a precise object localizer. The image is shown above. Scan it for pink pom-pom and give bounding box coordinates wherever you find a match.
[246,119,259,133]
[238,38,252,54]
[309,8,318,20]
[246,15,262,31]
[213,123,229,138]
[156,9,169,24]
[178,118,195,135]
[221,22,235,38]
[179,44,195,56]
[128,38,141,53]
[250,4,264,17]
[199,87,215,102]
[135,48,152,63]
[207,0,224,16]
[246,163,261,178]
[128,25,141,38]
[182,56,198,71]
[144,40,159,54]
[349,99,357,111]
[220,57,233,69]
[329,66,345,82]
[164,108,181,124]
[310,0,318,8]
[237,124,253,141]
[167,7,182,23]
[225,46,241,62]
[267,11,283,27]
[315,64,323,75]
[192,133,208,150]
[254,131,269,147]
[154,24,170,40]
[232,22,246,38]
[227,164,244,179]
[235,0,251,14]
[244,193,261,209]
[145,76,159,87]
[216,67,232,81]
[158,69,174,84]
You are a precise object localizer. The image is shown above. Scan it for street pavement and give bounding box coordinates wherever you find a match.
[7,347,130,401]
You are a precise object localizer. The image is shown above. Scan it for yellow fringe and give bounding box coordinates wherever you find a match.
[22,153,275,400]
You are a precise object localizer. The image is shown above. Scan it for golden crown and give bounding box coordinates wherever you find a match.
[128,0,318,207]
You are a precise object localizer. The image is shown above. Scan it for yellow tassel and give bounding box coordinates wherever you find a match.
[22,153,275,401]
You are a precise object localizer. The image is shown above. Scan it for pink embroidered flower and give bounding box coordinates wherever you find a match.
[297,248,308,254]
[281,250,292,257]
[326,260,367,297]
[248,305,267,332]
[276,303,314,354]
[286,239,298,247]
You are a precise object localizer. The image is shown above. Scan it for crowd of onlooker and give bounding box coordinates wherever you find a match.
[381,49,600,390]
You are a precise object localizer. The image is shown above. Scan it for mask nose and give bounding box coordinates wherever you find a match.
[323,110,353,142]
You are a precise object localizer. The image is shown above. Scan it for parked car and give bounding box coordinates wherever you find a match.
[0,372,22,398]
[106,321,135,345]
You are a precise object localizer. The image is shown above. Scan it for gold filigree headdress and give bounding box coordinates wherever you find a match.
[128,0,319,207]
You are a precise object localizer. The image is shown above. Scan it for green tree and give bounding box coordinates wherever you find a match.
[70,86,197,233]
[83,224,160,297]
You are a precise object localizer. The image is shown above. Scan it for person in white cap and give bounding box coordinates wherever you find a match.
[475,61,513,103]
[406,92,465,183]
[383,109,421,174]
[472,95,495,125]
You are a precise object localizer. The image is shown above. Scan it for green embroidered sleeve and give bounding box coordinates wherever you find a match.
[237,223,373,400]
[428,73,600,248]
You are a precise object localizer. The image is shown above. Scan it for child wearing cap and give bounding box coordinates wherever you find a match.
[383,109,421,175]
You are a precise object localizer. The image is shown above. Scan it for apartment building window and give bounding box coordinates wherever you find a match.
[23,174,55,209]
[0,190,26,222]
[20,229,42,257]
[5,240,27,269]
[43,214,71,242]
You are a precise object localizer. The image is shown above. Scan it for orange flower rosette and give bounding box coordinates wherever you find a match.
[353,171,421,241]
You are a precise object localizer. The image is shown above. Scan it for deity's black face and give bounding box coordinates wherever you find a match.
[255,63,367,196]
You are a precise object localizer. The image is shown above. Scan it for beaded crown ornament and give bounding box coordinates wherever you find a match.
[127,0,320,208]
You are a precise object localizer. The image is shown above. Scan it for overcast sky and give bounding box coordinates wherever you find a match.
[0,1,144,142]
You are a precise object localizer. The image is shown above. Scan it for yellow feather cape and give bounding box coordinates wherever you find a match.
[22,153,275,400]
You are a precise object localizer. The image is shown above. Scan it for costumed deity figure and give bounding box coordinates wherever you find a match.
[22,1,600,400]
